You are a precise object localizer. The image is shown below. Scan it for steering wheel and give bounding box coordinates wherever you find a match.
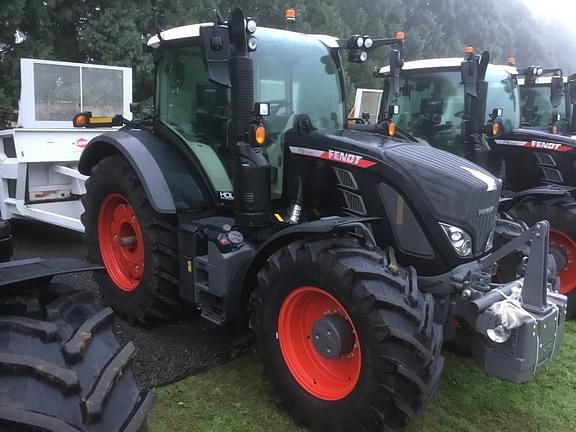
[265,99,292,116]
[454,110,464,118]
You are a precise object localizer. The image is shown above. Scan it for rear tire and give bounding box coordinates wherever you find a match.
[0,286,151,431]
[82,155,185,324]
[250,237,444,431]
[510,197,576,317]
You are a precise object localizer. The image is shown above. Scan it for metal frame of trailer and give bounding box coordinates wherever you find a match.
[0,58,132,231]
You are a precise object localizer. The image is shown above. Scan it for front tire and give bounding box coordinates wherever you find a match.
[82,155,184,324]
[250,237,444,431]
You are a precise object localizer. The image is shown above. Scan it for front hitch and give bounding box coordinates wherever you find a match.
[452,220,567,383]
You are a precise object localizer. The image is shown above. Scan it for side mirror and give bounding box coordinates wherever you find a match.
[388,48,403,96]
[129,102,142,114]
[200,24,232,87]
[388,104,400,117]
[569,78,576,105]
[550,76,564,108]
[461,56,479,97]
[492,108,503,118]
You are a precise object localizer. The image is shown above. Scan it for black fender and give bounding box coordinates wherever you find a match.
[78,130,212,213]
[500,184,576,212]
[237,216,380,322]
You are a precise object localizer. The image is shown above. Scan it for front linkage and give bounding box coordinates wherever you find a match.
[450,220,566,383]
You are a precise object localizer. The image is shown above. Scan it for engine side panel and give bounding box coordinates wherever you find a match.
[492,129,576,191]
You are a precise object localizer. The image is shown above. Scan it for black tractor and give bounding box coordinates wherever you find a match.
[76,10,566,431]
[377,51,576,315]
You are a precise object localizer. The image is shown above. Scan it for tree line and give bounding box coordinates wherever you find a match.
[1,0,574,125]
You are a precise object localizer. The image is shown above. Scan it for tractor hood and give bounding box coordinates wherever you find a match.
[494,128,576,152]
[298,129,502,258]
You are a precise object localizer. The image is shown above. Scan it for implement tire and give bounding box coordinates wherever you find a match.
[0,286,151,431]
[510,197,576,317]
[250,237,444,431]
[82,155,185,324]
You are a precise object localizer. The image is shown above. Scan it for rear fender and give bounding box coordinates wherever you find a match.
[79,130,211,213]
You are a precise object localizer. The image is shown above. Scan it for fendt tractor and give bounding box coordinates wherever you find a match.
[0,218,151,431]
[74,9,565,431]
[375,51,576,315]
[515,64,576,135]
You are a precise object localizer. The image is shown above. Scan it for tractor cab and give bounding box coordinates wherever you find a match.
[516,66,570,134]
[375,58,521,156]
[376,52,576,190]
[148,26,346,201]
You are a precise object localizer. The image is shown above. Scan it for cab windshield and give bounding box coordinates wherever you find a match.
[389,66,520,155]
[520,84,567,130]
[155,28,344,199]
[484,66,520,132]
[393,70,465,154]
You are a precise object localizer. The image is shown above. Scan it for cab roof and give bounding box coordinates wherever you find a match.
[517,75,567,86]
[147,23,339,49]
[379,58,518,75]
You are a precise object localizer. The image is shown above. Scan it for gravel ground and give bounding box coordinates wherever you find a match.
[10,219,251,389]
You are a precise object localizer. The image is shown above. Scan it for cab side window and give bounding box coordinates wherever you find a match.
[157,46,232,193]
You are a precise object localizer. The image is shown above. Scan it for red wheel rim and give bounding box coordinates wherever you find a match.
[550,229,576,295]
[278,286,361,401]
[98,194,145,292]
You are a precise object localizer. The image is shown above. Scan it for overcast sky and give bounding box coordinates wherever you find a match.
[523,0,576,36]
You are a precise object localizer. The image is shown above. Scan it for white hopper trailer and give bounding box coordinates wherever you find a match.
[0,58,132,231]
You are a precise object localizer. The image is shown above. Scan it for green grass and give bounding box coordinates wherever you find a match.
[150,321,576,432]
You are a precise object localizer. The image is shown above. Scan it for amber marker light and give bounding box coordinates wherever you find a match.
[73,113,87,127]
[388,122,397,137]
[255,126,266,145]
[492,122,500,136]
[395,31,405,41]
[285,8,296,21]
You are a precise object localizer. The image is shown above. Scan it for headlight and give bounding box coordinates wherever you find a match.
[485,225,495,252]
[440,223,473,257]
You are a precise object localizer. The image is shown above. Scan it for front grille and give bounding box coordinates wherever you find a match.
[333,167,358,190]
[541,167,563,183]
[535,152,556,167]
[340,189,367,215]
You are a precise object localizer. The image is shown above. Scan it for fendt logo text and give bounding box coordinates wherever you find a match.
[328,150,363,165]
[528,141,562,150]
